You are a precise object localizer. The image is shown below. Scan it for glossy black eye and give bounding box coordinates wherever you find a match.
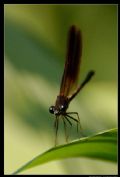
[49,106,55,114]
[60,105,66,112]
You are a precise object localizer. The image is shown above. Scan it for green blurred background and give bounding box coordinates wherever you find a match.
[4,4,118,174]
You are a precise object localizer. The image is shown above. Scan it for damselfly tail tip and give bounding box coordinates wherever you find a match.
[89,70,95,76]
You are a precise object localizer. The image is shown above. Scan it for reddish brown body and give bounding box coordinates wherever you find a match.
[49,25,95,146]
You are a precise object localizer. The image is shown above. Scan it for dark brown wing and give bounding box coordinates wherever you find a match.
[59,25,82,97]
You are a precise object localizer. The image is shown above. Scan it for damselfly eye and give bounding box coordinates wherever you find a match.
[49,106,55,114]
[60,105,66,112]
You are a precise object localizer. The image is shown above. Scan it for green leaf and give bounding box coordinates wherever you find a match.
[13,128,117,174]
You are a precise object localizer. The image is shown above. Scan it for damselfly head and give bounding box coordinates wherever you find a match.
[49,104,67,115]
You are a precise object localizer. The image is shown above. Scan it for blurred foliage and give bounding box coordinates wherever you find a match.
[4,4,117,175]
